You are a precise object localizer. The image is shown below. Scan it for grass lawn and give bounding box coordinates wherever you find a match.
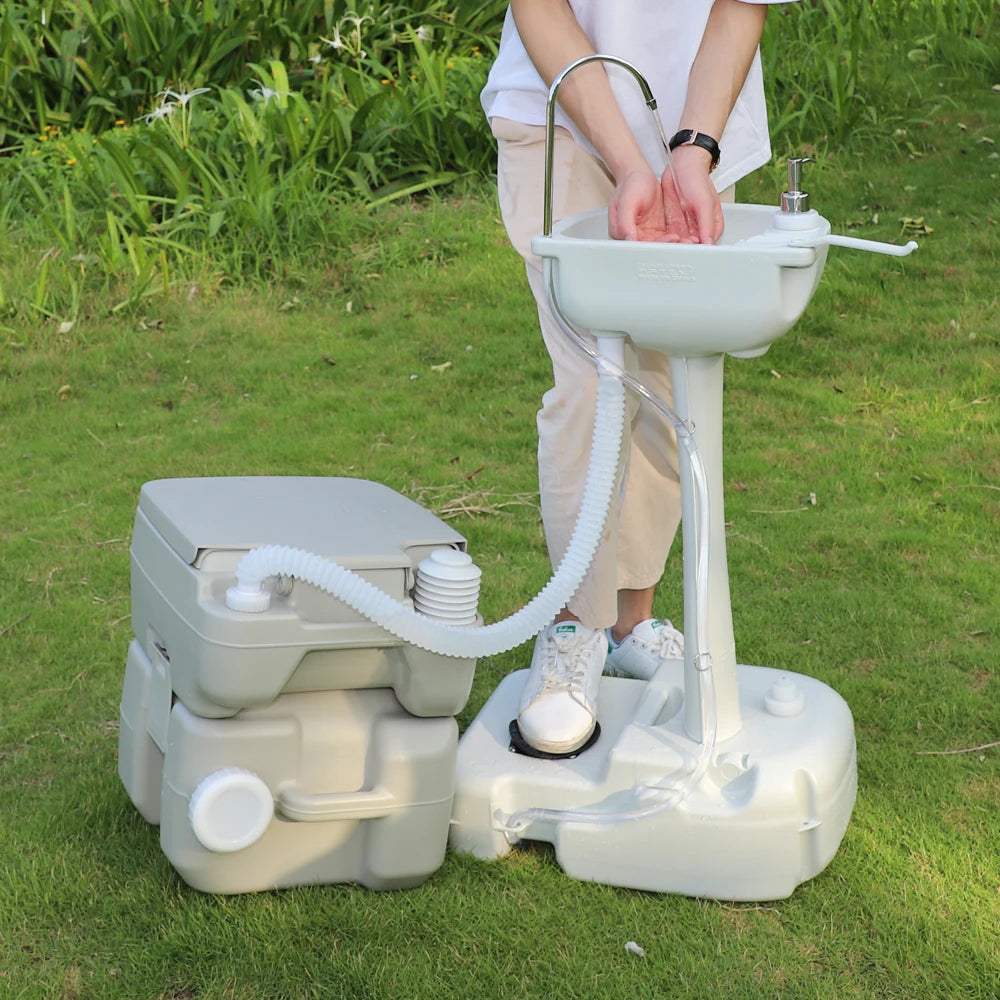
[1,85,998,999]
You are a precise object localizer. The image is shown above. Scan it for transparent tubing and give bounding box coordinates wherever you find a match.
[227,367,627,660]
[494,261,720,834]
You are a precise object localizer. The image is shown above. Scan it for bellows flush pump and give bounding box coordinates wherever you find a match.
[118,56,915,900]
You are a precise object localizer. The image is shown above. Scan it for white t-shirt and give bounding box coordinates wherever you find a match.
[481,1,796,193]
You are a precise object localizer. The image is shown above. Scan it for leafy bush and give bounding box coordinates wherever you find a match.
[0,2,505,315]
[0,0,995,321]
[0,1,506,143]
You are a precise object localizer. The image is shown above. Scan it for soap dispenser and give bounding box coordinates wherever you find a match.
[772,157,825,233]
[769,157,917,257]
[731,155,916,257]
[730,156,830,251]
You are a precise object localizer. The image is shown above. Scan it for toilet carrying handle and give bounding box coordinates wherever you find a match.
[276,784,398,822]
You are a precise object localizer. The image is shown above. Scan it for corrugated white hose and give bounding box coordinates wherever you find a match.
[226,364,627,659]
[493,260,719,834]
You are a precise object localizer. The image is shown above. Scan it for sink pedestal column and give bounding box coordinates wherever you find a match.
[669,352,741,743]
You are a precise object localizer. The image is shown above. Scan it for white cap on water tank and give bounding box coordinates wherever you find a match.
[764,676,806,718]
[188,768,274,853]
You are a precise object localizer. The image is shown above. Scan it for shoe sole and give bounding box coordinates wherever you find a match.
[508,718,602,759]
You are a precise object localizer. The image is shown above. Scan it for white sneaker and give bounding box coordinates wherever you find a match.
[604,618,684,680]
[516,622,606,755]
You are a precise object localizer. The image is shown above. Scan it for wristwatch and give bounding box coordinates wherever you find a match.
[668,129,721,172]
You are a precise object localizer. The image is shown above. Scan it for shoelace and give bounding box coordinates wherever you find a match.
[651,626,684,659]
[629,621,683,659]
[535,632,594,702]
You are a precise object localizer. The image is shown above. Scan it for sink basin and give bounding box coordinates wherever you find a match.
[531,203,831,358]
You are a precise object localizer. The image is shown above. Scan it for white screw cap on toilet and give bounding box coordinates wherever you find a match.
[188,768,274,853]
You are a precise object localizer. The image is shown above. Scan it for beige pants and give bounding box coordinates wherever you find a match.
[493,117,733,628]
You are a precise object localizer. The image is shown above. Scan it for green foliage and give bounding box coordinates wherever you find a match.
[0,0,504,138]
[0,1,506,143]
[0,2,503,318]
[0,0,996,321]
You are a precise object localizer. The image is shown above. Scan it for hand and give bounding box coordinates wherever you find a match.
[607,168,682,243]
[660,146,725,245]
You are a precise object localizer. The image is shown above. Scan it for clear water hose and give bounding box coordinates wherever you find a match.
[226,368,627,660]
[492,260,720,834]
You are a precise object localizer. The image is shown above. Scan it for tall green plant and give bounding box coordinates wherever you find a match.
[0,0,501,146]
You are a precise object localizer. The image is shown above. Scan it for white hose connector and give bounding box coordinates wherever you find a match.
[225,583,272,613]
[224,372,628,659]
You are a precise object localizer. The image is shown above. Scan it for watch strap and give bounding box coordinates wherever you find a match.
[668,129,721,172]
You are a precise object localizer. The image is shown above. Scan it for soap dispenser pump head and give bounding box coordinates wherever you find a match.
[781,156,816,214]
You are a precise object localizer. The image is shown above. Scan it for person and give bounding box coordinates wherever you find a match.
[481,0,797,756]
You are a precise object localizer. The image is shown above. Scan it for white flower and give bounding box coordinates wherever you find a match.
[250,81,289,102]
[137,102,177,124]
[158,86,211,106]
[321,12,373,58]
[341,14,371,30]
